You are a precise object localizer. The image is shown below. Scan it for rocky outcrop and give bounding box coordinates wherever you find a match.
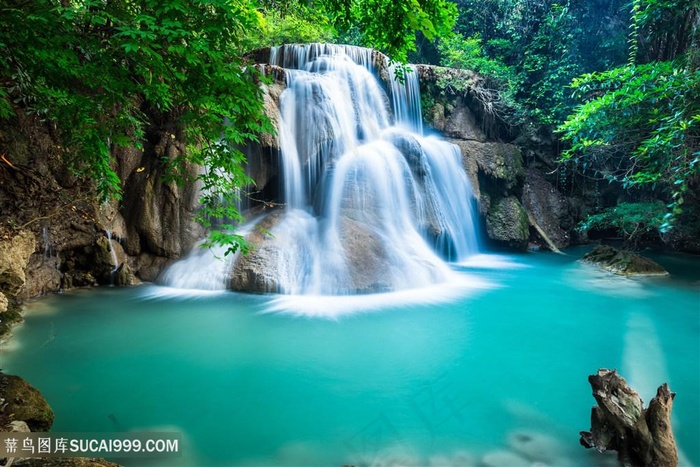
[581,245,669,276]
[522,168,573,250]
[0,373,54,432]
[452,141,529,249]
[0,231,35,296]
[485,196,530,249]
[230,211,285,293]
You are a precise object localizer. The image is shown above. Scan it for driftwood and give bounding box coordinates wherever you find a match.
[580,369,678,467]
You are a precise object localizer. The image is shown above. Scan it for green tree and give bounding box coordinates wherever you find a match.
[558,0,700,234]
[1,0,457,254]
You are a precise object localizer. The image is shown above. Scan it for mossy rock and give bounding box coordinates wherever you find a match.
[0,373,54,431]
[581,245,669,276]
[485,196,530,250]
[14,458,122,466]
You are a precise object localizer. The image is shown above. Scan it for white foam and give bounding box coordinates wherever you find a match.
[137,285,230,300]
[263,272,493,318]
[455,254,531,270]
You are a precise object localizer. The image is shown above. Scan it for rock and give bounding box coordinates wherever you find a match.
[522,168,572,249]
[0,231,36,295]
[455,141,524,202]
[581,245,669,276]
[0,292,7,313]
[9,420,30,432]
[0,373,54,432]
[14,458,122,466]
[338,217,392,293]
[113,263,137,287]
[135,253,171,282]
[507,430,566,464]
[120,131,203,259]
[230,211,396,294]
[230,211,285,293]
[21,255,62,299]
[94,235,127,283]
[485,196,530,250]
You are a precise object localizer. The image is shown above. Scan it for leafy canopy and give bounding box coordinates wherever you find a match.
[558,0,700,234]
[1,0,458,254]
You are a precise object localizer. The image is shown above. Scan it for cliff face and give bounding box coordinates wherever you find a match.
[416,64,574,251]
[0,109,202,337]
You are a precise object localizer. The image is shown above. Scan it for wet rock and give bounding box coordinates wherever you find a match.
[113,263,137,287]
[120,130,203,259]
[455,141,524,201]
[0,231,36,295]
[338,217,392,293]
[135,253,171,283]
[230,211,285,293]
[581,245,669,276]
[485,196,529,250]
[230,211,395,294]
[0,373,54,432]
[22,256,62,298]
[522,168,573,250]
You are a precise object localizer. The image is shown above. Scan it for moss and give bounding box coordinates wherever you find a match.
[0,373,55,431]
[0,302,24,343]
[581,245,669,276]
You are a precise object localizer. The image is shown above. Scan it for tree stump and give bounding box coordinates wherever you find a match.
[580,369,678,466]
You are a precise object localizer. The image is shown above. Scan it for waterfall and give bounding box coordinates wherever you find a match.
[268,44,479,295]
[160,44,480,296]
[105,230,120,285]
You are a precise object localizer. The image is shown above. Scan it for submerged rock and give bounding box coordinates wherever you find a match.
[581,245,669,276]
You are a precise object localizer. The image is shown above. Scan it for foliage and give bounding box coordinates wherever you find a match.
[559,0,700,235]
[443,0,630,126]
[576,201,666,245]
[254,2,336,47]
[0,0,275,254]
[326,0,458,62]
[434,34,522,125]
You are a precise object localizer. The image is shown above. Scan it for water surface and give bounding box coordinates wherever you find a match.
[3,249,699,466]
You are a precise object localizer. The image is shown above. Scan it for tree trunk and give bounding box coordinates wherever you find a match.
[580,369,678,467]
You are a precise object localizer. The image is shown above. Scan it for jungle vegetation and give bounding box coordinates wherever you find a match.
[1,0,698,248]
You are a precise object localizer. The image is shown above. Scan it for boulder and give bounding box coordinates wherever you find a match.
[230,211,395,294]
[485,196,530,250]
[230,211,285,293]
[455,141,524,199]
[0,231,36,295]
[522,168,573,249]
[14,458,122,467]
[0,292,7,313]
[581,245,669,276]
[0,373,54,432]
[337,217,392,293]
[21,256,62,299]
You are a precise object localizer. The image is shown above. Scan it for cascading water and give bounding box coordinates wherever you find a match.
[160,44,481,296]
[266,44,479,295]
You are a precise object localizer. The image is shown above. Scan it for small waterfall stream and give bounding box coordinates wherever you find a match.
[161,44,480,296]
